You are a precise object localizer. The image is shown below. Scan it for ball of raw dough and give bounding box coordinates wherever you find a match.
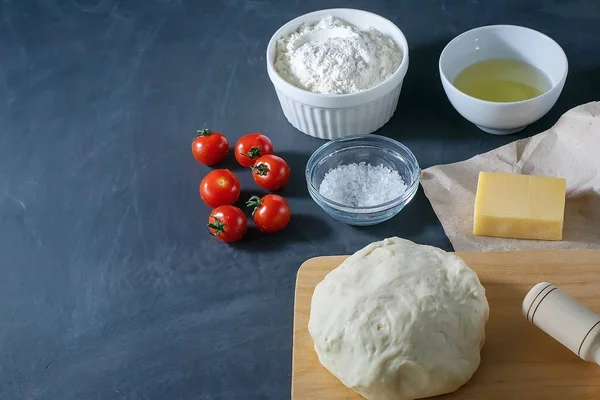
[308,237,489,400]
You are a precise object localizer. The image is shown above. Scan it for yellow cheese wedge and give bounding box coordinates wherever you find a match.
[473,171,566,241]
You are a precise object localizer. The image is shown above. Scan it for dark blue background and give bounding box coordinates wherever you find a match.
[1,0,599,398]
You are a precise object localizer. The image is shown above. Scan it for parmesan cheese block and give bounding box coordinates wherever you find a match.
[473,171,566,240]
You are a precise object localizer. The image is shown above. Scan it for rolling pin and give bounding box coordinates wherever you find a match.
[522,282,600,366]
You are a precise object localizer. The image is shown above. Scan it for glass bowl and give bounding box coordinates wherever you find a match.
[305,134,420,226]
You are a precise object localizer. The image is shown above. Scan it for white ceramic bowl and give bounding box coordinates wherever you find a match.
[266,9,409,140]
[439,25,568,135]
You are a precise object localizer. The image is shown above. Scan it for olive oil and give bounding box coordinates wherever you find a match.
[453,58,551,102]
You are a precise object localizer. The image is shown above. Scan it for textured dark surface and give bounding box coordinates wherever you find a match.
[1,0,599,399]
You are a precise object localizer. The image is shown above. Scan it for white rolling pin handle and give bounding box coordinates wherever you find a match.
[522,282,600,365]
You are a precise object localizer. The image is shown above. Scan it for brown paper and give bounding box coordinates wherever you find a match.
[421,101,600,251]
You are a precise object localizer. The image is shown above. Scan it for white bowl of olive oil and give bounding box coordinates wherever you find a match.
[439,25,568,135]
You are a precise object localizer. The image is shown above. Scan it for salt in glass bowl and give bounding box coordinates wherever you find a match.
[305,134,420,226]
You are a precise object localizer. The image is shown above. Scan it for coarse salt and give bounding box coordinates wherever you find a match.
[319,162,406,207]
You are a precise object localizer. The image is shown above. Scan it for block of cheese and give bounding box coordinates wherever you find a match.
[473,171,566,241]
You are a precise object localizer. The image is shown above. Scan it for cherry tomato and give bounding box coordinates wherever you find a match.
[208,205,247,242]
[246,194,291,233]
[192,128,229,166]
[250,154,290,191]
[199,169,240,208]
[234,133,274,167]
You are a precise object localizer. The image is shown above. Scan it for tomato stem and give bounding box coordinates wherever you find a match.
[242,146,262,160]
[197,128,212,137]
[250,164,269,176]
[207,217,226,235]
[246,195,263,216]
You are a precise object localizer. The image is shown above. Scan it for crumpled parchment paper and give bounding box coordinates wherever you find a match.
[421,101,600,251]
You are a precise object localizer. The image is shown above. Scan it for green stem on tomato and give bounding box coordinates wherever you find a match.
[242,146,262,160]
[250,164,268,176]
[207,218,226,235]
[197,128,212,136]
[246,195,263,216]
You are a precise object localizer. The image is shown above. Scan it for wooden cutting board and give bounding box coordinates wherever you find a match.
[292,250,600,400]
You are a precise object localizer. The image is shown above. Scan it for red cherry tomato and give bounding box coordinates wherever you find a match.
[199,169,240,208]
[246,194,291,233]
[208,205,247,242]
[250,154,290,191]
[234,133,274,167]
[192,129,229,166]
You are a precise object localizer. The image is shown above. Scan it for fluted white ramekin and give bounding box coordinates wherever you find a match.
[266,9,409,140]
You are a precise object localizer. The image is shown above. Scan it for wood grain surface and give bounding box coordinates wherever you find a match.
[292,250,600,400]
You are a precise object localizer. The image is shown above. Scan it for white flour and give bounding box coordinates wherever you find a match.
[274,16,402,95]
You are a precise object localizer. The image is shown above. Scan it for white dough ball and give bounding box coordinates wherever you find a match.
[308,237,489,400]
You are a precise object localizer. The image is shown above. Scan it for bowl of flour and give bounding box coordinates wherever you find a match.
[266,9,409,140]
